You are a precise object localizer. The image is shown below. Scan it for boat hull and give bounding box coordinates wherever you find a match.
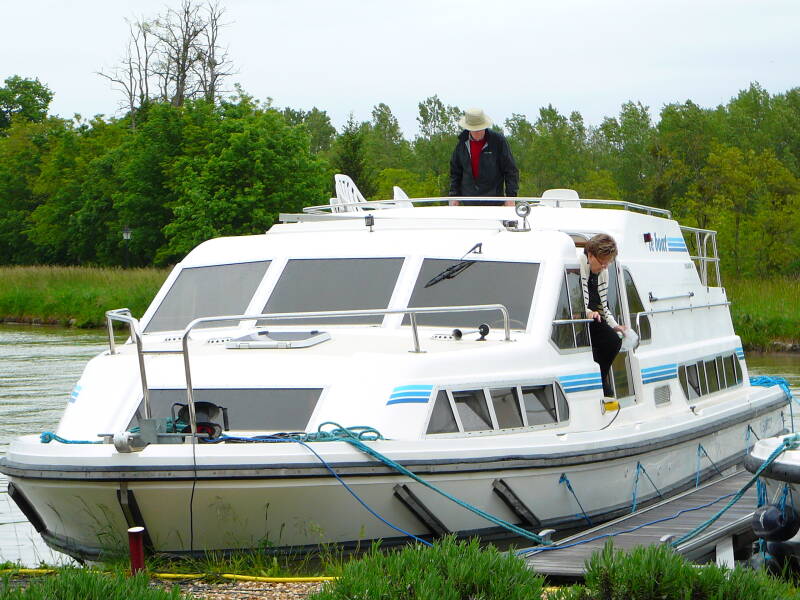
[3,397,788,560]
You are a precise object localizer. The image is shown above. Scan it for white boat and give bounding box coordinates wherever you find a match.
[0,178,791,560]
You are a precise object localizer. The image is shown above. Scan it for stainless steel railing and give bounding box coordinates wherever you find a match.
[107,304,512,438]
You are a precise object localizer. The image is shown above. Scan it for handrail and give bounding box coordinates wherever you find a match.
[105,308,151,419]
[648,291,695,303]
[170,304,509,439]
[299,196,672,218]
[634,302,731,341]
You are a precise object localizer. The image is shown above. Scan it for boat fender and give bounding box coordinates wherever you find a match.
[752,504,800,542]
[113,431,146,453]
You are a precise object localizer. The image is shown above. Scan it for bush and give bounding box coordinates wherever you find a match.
[309,536,546,600]
[561,541,800,600]
[0,569,185,600]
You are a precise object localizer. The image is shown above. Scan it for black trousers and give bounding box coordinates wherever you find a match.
[590,319,622,397]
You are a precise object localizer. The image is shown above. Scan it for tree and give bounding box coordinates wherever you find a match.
[0,76,53,132]
[281,106,336,154]
[365,103,411,171]
[412,95,461,192]
[160,100,329,262]
[331,114,376,198]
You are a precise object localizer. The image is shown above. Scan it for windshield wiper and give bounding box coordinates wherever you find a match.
[423,243,482,288]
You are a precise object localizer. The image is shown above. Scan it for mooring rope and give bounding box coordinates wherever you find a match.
[631,461,663,513]
[559,472,592,526]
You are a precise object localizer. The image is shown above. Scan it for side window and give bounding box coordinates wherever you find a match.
[605,261,623,326]
[705,359,720,394]
[521,386,558,426]
[490,388,523,429]
[452,390,493,431]
[686,364,701,399]
[551,269,590,350]
[623,269,651,342]
[551,276,575,349]
[555,384,570,421]
[677,353,743,403]
[732,355,743,384]
[427,391,459,434]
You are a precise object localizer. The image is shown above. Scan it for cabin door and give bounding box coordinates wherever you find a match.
[605,262,636,403]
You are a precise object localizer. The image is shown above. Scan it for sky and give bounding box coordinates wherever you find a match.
[2,0,798,136]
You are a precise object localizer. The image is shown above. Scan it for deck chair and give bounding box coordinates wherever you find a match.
[331,174,368,212]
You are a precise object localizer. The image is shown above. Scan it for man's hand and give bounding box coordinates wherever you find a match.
[504,199,515,206]
[449,199,461,206]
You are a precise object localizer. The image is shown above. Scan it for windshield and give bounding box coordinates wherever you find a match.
[405,259,539,328]
[261,258,404,325]
[144,261,271,333]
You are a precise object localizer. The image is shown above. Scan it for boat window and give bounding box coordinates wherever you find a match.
[405,260,538,328]
[605,262,623,325]
[132,388,322,431]
[722,356,734,387]
[452,390,493,431]
[521,385,557,426]
[611,352,632,399]
[716,356,726,388]
[426,391,459,434]
[698,362,709,396]
[705,359,720,394]
[490,387,523,429]
[686,364,701,399]
[732,355,743,384]
[567,270,590,347]
[144,261,271,333]
[551,275,575,349]
[261,258,403,325]
[555,384,570,421]
[623,270,651,342]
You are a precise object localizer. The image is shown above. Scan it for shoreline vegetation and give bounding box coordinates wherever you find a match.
[0,266,797,352]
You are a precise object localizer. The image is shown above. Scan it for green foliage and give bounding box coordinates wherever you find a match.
[727,276,800,349]
[0,569,185,600]
[566,541,800,600]
[0,76,53,131]
[331,114,376,199]
[309,537,546,600]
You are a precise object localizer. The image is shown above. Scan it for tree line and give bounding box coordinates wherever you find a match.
[0,5,798,274]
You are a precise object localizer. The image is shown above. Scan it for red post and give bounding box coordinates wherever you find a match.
[127,526,146,574]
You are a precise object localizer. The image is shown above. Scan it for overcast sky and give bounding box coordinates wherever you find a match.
[2,0,798,136]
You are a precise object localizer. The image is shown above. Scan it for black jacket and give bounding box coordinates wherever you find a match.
[449,129,519,198]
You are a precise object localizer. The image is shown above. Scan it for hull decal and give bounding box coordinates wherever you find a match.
[387,385,434,405]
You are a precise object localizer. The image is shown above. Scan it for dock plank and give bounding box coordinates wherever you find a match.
[522,470,757,576]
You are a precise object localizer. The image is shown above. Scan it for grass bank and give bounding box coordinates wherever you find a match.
[0,267,797,350]
[726,276,800,350]
[0,266,168,328]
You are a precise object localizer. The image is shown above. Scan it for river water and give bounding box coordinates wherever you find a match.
[0,324,798,565]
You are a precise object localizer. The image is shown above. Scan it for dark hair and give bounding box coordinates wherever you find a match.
[585,234,618,260]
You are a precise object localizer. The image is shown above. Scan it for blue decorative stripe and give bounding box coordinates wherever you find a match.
[641,364,678,374]
[390,390,431,398]
[69,384,82,404]
[735,346,745,359]
[387,397,431,405]
[387,384,433,406]
[559,373,602,383]
[643,374,678,384]
[392,385,434,393]
[562,383,604,393]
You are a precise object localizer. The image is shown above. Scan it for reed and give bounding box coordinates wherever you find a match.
[0,266,168,328]
[726,276,800,350]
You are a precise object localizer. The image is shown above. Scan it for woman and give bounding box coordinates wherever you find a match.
[580,234,628,397]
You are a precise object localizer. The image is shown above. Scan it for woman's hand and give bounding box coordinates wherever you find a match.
[614,324,629,333]
[587,311,602,322]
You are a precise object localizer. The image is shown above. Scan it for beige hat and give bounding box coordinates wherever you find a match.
[459,108,492,131]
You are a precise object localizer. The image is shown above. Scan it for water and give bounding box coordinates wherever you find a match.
[0,324,798,565]
[0,324,109,565]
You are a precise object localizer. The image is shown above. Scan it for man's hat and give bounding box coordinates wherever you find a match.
[459,108,492,131]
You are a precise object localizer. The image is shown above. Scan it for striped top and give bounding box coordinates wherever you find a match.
[579,254,619,329]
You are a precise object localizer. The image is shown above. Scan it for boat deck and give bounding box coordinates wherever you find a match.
[521,470,757,577]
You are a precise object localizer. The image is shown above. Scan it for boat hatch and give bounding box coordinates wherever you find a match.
[226,330,331,349]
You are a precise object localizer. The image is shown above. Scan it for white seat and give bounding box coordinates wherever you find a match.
[333,174,367,212]
[392,186,413,208]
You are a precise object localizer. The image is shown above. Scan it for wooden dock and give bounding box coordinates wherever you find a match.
[522,470,757,577]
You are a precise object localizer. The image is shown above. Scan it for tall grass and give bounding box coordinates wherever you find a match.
[0,266,168,328]
[726,276,800,349]
[0,569,185,600]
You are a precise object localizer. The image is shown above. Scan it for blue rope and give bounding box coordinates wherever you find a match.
[631,461,663,513]
[670,432,800,547]
[40,431,102,444]
[695,444,723,488]
[750,375,794,403]
[756,479,768,507]
[209,422,550,546]
[559,473,592,526]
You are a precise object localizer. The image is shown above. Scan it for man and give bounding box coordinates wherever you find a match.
[580,234,629,397]
[449,108,519,206]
